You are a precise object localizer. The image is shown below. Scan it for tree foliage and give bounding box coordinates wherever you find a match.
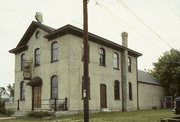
[150,49,180,96]
[7,84,14,98]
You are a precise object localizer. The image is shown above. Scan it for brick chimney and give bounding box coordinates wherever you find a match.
[121,32,129,111]
[121,32,128,47]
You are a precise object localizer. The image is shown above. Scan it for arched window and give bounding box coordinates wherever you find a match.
[51,42,58,62]
[114,80,120,100]
[129,82,132,100]
[34,48,40,66]
[51,75,58,99]
[21,54,25,70]
[20,81,25,100]
[113,53,119,69]
[128,57,131,72]
[99,48,105,66]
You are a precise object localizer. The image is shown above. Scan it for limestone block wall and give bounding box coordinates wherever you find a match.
[138,83,166,109]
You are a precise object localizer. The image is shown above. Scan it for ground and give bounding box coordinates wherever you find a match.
[0,109,178,122]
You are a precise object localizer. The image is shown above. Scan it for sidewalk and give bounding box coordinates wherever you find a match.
[0,117,17,120]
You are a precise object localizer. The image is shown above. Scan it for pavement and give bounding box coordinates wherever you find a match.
[0,117,17,120]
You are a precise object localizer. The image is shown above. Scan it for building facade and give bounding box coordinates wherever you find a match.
[9,21,164,112]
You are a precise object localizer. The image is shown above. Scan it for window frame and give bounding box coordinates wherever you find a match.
[34,48,40,66]
[128,57,131,72]
[113,53,119,69]
[114,80,120,100]
[51,42,59,62]
[99,48,106,66]
[129,82,132,101]
[21,54,25,71]
[51,75,58,99]
[20,81,25,100]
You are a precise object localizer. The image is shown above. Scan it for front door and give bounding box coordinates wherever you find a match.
[100,84,107,108]
[33,86,41,108]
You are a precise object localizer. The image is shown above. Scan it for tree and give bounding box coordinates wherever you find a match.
[150,49,180,96]
[7,84,14,98]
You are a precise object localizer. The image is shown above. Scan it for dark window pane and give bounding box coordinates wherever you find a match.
[51,76,58,99]
[114,80,120,100]
[113,53,119,69]
[99,48,105,66]
[51,42,58,61]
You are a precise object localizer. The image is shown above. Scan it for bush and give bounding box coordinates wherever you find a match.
[27,111,52,118]
[0,108,14,115]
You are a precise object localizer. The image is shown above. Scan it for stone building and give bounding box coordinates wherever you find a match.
[9,21,165,112]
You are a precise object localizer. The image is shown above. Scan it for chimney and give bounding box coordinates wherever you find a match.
[121,32,128,47]
[35,12,43,23]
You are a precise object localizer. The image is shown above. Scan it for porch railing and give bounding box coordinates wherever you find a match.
[5,97,68,112]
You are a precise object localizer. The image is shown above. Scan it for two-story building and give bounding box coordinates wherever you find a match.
[9,20,164,112]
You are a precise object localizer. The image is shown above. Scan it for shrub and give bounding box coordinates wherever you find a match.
[27,111,52,118]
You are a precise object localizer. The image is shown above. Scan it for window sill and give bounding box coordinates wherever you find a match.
[113,68,120,70]
[114,99,120,101]
[34,64,40,67]
[99,64,106,67]
[51,60,58,63]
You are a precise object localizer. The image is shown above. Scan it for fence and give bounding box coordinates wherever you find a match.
[5,97,68,112]
[161,96,174,109]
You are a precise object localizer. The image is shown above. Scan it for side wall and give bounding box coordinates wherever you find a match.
[138,83,166,109]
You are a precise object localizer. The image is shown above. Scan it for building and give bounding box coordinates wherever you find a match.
[138,70,166,109]
[9,20,165,112]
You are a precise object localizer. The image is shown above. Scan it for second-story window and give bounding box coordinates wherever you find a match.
[21,54,25,70]
[113,53,119,69]
[99,48,105,66]
[51,42,58,62]
[128,57,131,72]
[35,48,40,66]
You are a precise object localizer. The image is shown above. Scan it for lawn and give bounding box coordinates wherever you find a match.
[0,109,178,122]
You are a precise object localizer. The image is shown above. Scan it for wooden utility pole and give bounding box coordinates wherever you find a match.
[83,0,89,122]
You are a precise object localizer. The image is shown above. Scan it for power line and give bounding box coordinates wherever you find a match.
[94,0,162,51]
[116,0,173,48]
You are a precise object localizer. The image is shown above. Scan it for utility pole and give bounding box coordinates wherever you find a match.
[83,0,89,122]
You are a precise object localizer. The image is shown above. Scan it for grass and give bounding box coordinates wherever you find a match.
[0,114,8,117]
[0,109,178,122]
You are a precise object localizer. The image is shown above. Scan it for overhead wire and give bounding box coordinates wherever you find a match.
[94,0,162,51]
[116,0,173,48]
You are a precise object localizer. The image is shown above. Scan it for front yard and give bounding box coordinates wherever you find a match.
[0,109,178,122]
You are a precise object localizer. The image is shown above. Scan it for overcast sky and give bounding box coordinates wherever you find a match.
[0,0,179,87]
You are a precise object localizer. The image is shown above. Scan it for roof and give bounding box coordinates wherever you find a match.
[9,21,55,54]
[9,21,142,57]
[138,70,163,86]
[45,24,142,57]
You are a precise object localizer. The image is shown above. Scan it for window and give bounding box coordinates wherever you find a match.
[99,48,105,66]
[113,53,119,69]
[128,57,131,72]
[114,80,120,100]
[20,81,25,100]
[35,31,41,39]
[51,42,58,62]
[21,54,25,70]
[129,82,132,100]
[34,48,40,66]
[51,75,58,99]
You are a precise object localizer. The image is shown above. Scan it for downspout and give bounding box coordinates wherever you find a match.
[136,58,139,110]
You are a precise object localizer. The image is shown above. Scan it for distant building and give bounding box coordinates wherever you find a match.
[8,20,166,112]
[0,87,11,102]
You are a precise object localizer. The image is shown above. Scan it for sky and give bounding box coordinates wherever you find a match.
[0,0,180,87]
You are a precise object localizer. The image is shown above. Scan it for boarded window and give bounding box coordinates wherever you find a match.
[129,82,132,100]
[114,80,120,100]
[20,81,25,100]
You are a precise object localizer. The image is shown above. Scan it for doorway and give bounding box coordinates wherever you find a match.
[33,86,41,108]
[100,84,107,108]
